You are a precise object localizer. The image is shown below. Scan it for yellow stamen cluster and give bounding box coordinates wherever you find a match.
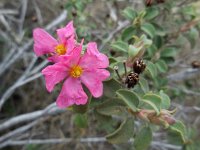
[55,44,66,55]
[70,65,83,78]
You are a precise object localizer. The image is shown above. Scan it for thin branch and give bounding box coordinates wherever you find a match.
[0,119,40,143]
[167,68,200,81]
[0,103,65,132]
[0,138,181,150]
[0,10,67,76]
[99,20,130,50]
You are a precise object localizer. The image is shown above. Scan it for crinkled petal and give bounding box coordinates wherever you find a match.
[57,21,75,43]
[87,42,109,68]
[66,37,76,54]
[63,44,82,67]
[33,28,58,56]
[79,53,107,69]
[79,42,109,69]
[42,63,68,92]
[81,69,110,98]
[56,77,88,108]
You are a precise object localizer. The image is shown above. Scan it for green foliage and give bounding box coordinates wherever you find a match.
[65,0,199,148]
[159,90,171,109]
[168,121,187,144]
[106,119,134,144]
[96,98,126,116]
[111,41,128,53]
[144,7,159,20]
[122,7,137,20]
[73,114,88,128]
[133,126,152,150]
[116,89,140,112]
[155,60,168,73]
[141,23,156,38]
[145,61,158,78]
[142,93,162,115]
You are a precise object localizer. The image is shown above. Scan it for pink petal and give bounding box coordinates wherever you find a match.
[57,21,75,43]
[79,42,109,69]
[79,53,107,70]
[81,69,110,98]
[56,77,88,108]
[63,44,82,67]
[33,28,58,56]
[42,63,68,92]
[66,37,76,54]
[87,42,109,68]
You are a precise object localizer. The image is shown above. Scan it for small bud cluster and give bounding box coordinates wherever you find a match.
[130,109,176,128]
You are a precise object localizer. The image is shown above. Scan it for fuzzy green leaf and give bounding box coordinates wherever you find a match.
[146,61,158,78]
[141,23,156,38]
[160,47,177,58]
[122,26,136,41]
[104,78,122,97]
[159,90,171,109]
[139,77,149,93]
[156,60,168,73]
[169,121,186,143]
[96,98,126,116]
[73,114,87,128]
[142,93,162,114]
[106,119,134,144]
[122,7,137,20]
[133,126,152,150]
[116,89,140,112]
[144,7,159,20]
[111,41,128,53]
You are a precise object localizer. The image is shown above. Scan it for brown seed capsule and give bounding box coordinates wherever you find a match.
[145,0,153,6]
[133,59,146,74]
[191,60,200,68]
[125,72,139,88]
[156,0,165,3]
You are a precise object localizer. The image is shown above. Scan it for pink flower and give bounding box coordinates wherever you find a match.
[42,42,110,108]
[33,21,76,62]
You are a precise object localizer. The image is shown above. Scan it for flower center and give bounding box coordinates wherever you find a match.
[55,44,66,55]
[70,65,83,78]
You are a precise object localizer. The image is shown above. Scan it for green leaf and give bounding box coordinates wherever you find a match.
[155,60,168,73]
[72,104,88,114]
[106,119,134,144]
[153,35,164,49]
[104,78,122,97]
[146,61,157,78]
[186,28,199,49]
[116,89,140,112]
[144,7,159,20]
[133,126,152,150]
[153,24,166,37]
[142,93,162,114]
[159,90,170,109]
[73,114,87,128]
[147,44,158,57]
[160,47,177,58]
[111,41,128,53]
[122,26,136,41]
[139,77,149,93]
[169,121,186,143]
[128,45,142,58]
[122,7,137,20]
[141,23,156,38]
[182,5,196,17]
[96,98,126,116]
